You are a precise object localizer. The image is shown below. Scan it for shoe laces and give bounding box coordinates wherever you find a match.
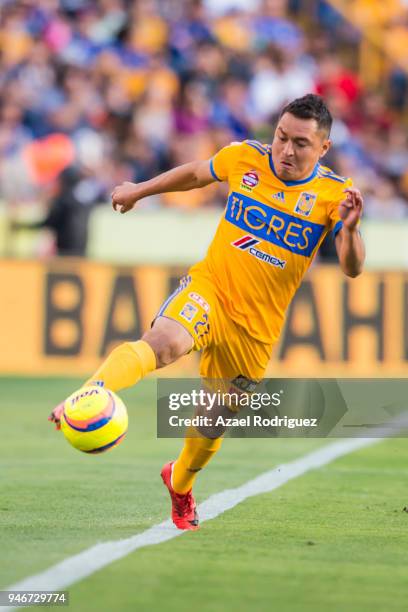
[173,490,194,517]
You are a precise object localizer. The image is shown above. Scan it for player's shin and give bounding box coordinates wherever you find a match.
[172,426,223,494]
[84,340,156,391]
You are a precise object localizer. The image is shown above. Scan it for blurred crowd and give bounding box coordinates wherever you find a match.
[1,0,408,253]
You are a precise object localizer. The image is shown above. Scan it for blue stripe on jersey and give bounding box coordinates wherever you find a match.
[245,140,267,155]
[318,170,346,184]
[157,276,191,316]
[318,174,346,184]
[225,192,325,258]
[333,220,343,236]
[210,158,222,182]
[318,166,345,177]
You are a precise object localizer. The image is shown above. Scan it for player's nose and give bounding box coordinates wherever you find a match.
[282,141,295,156]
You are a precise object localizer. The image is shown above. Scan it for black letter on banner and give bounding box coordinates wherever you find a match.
[44,273,84,355]
[342,279,384,360]
[100,275,141,356]
[279,280,325,360]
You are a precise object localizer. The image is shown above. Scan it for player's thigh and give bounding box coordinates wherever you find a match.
[195,329,271,437]
[153,274,216,352]
[200,323,271,381]
[199,318,272,413]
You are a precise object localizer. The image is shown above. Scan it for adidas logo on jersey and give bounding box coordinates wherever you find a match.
[272,191,285,202]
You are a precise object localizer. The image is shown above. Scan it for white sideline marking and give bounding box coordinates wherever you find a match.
[3,437,381,608]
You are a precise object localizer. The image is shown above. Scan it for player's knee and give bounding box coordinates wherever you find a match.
[156,337,187,367]
[142,329,190,368]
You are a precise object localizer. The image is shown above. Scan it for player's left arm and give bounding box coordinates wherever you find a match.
[335,187,365,278]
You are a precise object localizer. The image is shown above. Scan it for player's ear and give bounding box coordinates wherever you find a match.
[319,139,331,158]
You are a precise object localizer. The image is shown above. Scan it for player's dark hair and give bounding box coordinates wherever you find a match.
[280,94,333,136]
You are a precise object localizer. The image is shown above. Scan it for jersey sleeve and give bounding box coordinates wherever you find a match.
[210,142,245,182]
[328,177,353,237]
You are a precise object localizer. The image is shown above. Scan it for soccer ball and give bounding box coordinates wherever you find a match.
[60,385,128,454]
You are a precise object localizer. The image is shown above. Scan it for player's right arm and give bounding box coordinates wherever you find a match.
[111,160,216,214]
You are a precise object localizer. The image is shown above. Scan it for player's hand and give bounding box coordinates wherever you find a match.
[111,182,139,214]
[48,402,64,431]
[339,188,363,231]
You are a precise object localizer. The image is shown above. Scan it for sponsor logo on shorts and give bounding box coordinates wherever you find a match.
[240,171,259,192]
[179,302,198,322]
[188,291,210,312]
[230,375,260,394]
[227,376,260,409]
[294,192,317,216]
[231,235,286,269]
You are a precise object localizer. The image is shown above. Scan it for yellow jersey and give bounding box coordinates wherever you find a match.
[190,140,351,345]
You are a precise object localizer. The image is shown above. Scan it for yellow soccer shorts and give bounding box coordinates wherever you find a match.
[155,272,273,388]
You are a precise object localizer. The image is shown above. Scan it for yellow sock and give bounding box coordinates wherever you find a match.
[84,340,156,392]
[172,427,223,494]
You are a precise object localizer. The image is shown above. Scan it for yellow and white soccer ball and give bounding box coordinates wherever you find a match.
[60,385,128,454]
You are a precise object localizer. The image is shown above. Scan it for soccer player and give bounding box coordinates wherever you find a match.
[50,94,365,530]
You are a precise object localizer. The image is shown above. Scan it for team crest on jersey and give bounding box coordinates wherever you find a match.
[179,302,198,322]
[294,192,317,217]
[240,171,259,192]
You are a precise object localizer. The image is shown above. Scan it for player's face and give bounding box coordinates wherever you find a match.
[271,113,331,181]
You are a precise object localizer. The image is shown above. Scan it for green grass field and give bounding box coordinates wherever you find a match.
[1,377,408,611]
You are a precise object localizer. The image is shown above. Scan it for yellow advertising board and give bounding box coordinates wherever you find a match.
[0,259,406,376]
